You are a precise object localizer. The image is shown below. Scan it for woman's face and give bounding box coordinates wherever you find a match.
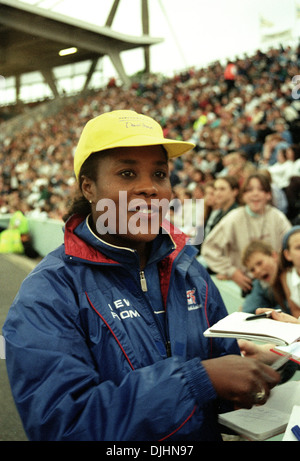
[284,232,300,272]
[277,150,285,163]
[214,178,238,210]
[204,185,215,207]
[242,178,271,214]
[81,145,172,252]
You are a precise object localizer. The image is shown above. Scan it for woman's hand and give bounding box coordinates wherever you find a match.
[238,339,277,365]
[202,355,280,409]
[255,308,300,324]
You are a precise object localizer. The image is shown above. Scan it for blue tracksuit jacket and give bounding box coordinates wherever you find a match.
[3,214,240,441]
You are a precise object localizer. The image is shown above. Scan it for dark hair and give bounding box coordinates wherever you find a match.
[63,150,109,222]
[279,148,287,160]
[289,144,300,161]
[242,173,272,194]
[215,175,240,191]
[214,175,241,204]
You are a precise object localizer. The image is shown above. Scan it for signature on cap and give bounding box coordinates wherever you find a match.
[125,121,154,130]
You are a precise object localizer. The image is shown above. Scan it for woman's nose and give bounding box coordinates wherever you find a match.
[134,177,158,197]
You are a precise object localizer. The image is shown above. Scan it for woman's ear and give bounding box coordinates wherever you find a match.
[283,248,292,262]
[81,175,96,204]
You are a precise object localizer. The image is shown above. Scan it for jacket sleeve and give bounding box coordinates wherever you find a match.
[3,263,220,441]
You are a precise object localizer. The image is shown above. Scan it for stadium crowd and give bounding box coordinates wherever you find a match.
[0,44,300,233]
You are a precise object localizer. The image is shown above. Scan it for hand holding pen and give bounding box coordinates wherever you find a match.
[246,309,300,324]
[246,309,282,321]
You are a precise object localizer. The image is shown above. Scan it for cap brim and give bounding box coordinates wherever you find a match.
[96,135,195,158]
[74,134,195,179]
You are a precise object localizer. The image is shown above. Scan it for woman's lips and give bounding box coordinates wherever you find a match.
[128,203,160,215]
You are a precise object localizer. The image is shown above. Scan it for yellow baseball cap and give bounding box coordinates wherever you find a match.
[74,110,195,179]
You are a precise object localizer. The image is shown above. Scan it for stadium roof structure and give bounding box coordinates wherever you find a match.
[0,0,163,100]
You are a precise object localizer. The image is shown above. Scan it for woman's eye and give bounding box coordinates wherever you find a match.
[120,170,135,178]
[155,171,167,179]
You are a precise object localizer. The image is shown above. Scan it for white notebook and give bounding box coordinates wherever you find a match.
[204,312,300,345]
[272,343,300,364]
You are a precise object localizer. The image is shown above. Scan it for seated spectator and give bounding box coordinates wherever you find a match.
[284,144,300,222]
[201,173,291,292]
[241,240,282,313]
[208,176,240,229]
[1,42,299,226]
[202,181,220,238]
[285,176,300,223]
[266,147,294,190]
[276,226,300,318]
[261,133,290,166]
[259,169,288,215]
[273,118,293,145]
[286,144,300,172]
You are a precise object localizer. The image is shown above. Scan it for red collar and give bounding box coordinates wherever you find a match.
[64,214,187,264]
[64,214,188,308]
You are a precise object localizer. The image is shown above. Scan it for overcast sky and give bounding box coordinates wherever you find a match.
[1,0,299,103]
[19,0,300,76]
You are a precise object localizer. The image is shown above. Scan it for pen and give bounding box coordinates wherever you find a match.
[291,425,300,441]
[245,309,282,321]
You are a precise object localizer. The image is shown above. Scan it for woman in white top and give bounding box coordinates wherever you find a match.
[201,173,291,291]
[266,147,294,189]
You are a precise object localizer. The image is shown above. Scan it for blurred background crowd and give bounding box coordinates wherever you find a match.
[1,43,300,225]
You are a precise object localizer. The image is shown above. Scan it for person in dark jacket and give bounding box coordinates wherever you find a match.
[3,110,280,441]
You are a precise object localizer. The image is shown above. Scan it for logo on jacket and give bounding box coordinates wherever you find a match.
[186,288,202,311]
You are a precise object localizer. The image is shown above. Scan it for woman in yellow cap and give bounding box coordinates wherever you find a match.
[3,111,280,441]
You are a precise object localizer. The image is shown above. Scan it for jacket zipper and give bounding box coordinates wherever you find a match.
[140,270,148,292]
[139,270,171,357]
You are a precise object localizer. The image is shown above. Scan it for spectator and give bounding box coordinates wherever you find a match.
[201,173,291,292]
[259,169,288,215]
[1,43,300,224]
[208,176,240,230]
[241,240,282,314]
[202,181,220,238]
[276,226,300,318]
[266,147,294,190]
[261,133,290,166]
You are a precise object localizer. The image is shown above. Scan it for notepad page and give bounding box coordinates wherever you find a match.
[219,381,300,441]
[219,406,289,441]
[205,312,300,345]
